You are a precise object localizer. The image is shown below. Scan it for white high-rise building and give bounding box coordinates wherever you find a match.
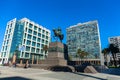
[0,18,51,64]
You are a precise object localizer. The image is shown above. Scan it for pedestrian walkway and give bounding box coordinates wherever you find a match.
[0,66,120,80]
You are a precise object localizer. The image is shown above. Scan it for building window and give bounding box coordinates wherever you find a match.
[25,28,27,32]
[41,44,44,48]
[31,47,35,52]
[36,49,40,53]
[7,25,9,29]
[8,34,10,38]
[42,39,44,43]
[38,28,41,32]
[6,30,8,34]
[46,41,48,44]
[26,22,28,26]
[33,36,36,41]
[34,26,37,30]
[46,36,48,39]
[23,39,26,44]
[5,46,7,50]
[27,34,32,39]
[4,41,6,45]
[33,31,37,35]
[5,35,7,39]
[41,49,43,53]
[26,40,31,45]
[25,53,29,57]
[2,46,4,51]
[9,29,11,33]
[24,33,26,38]
[4,52,6,57]
[7,40,9,44]
[38,33,41,37]
[42,34,45,38]
[42,30,45,33]
[32,42,36,46]
[37,38,41,42]
[28,29,32,34]
[10,23,12,27]
[46,31,48,35]
[37,43,40,47]
[26,46,30,51]
[29,23,33,28]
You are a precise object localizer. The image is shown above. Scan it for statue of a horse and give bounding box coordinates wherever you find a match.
[53,28,64,42]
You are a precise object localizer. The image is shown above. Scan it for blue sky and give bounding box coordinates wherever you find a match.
[0,0,120,50]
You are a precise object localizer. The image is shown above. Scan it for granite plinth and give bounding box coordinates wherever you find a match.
[40,42,67,66]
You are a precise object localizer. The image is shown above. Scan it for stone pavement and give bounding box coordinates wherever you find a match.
[0,66,120,80]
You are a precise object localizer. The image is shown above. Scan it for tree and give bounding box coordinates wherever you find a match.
[43,45,48,58]
[76,48,82,64]
[77,48,88,64]
[68,54,72,61]
[102,48,110,66]
[84,51,89,59]
[108,44,119,67]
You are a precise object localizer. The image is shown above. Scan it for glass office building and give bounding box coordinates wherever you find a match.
[67,20,101,62]
[0,18,51,64]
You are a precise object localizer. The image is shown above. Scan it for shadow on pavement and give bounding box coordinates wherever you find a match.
[0,76,32,80]
[101,68,120,76]
[72,72,107,80]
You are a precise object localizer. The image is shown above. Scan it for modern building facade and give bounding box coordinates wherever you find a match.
[109,36,120,60]
[66,20,102,64]
[0,18,51,64]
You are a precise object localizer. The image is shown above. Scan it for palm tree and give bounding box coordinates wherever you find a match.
[43,45,48,58]
[84,51,89,58]
[77,49,88,64]
[81,51,89,63]
[77,48,82,64]
[102,48,110,66]
[84,51,89,62]
[108,44,119,67]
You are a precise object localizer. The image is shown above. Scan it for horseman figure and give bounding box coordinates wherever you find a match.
[53,27,64,42]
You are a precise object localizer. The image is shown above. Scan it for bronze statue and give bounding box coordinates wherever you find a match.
[53,27,64,42]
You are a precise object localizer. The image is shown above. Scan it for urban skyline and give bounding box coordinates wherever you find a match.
[0,0,120,50]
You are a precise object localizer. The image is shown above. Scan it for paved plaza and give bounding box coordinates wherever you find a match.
[0,66,120,80]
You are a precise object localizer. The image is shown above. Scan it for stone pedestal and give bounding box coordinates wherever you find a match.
[43,42,67,66]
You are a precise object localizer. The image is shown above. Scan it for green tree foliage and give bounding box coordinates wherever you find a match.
[43,45,48,58]
[77,48,89,64]
[108,44,119,67]
[102,48,110,66]
[68,54,72,61]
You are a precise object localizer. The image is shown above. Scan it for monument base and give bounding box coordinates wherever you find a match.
[41,42,67,66]
[40,58,67,66]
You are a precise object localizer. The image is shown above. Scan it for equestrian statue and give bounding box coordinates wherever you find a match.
[53,27,64,43]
